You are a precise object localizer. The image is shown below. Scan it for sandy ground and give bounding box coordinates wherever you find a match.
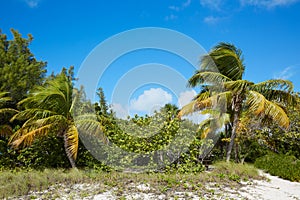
[13,170,300,200]
[238,170,300,200]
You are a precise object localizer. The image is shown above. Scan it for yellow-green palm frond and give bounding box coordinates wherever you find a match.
[0,108,18,115]
[18,73,73,117]
[224,80,253,94]
[252,79,294,92]
[29,115,67,128]
[201,127,210,139]
[250,79,296,105]
[246,91,289,129]
[264,100,289,129]
[178,91,232,118]
[178,100,198,118]
[188,71,232,87]
[10,109,57,122]
[64,124,79,161]
[193,98,212,113]
[75,114,107,143]
[193,90,210,101]
[198,112,229,139]
[9,124,52,148]
[246,91,266,115]
[202,42,245,81]
[0,92,11,105]
[197,118,211,139]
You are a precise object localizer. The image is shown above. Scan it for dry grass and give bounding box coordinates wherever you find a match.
[0,161,262,199]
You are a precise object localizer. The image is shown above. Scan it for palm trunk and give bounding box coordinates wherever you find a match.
[63,134,76,168]
[234,143,239,163]
[226,115,238,162]
[226,95,242,162]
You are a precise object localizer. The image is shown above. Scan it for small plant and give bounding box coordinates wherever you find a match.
[228,174,240,182]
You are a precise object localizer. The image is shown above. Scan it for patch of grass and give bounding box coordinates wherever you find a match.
[212,161,260,181]
[0,168,88,199]
[0,162,261,199]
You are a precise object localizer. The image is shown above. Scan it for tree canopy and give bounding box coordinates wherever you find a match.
[0,29,46,105]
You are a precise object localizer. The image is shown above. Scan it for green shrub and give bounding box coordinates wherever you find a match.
[254,153,300,182]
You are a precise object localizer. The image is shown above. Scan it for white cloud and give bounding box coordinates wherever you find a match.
[130,88,172,113]
[169,0,192,11]
[240,0,299,8]
[111,103,128,119]
[165,14,178,21]
[200,0,223,10]
[273,66,294,79]
[24,0,40,8]
[203,16,223,24]
[183,0,192,8]
[169,5,181,11]
[177,90,197,108]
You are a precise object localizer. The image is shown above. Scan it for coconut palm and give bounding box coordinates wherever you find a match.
[179,43,295,162]
[9,72,105,168]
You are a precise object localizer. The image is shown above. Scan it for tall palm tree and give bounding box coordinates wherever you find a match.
[179,43,295,162]
[9,72,104,168]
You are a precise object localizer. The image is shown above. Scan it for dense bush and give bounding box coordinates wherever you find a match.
[254,153,300,182]
[0,134,111,170]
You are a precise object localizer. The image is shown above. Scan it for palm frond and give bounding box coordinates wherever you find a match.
[264,100,290,129]
[224,80,253,94]
[188,71,232,87]
[201,42,245,81]
[178,100,198,118]
[29,115,67,128]
[0,108,18,115]
[18,73,73,116]
[9,124,52,148]
[0,92,11,105]
[246,91,289,129]
[193,90,210,101]
[64,124,79,160]
[246,91,266,115]
[10,109,57,122]
[252,79,294,92]
[178,91,232,117]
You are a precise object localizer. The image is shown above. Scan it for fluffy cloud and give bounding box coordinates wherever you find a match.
[177,90,197,108]
[200,0,223,10]
[240,0,299,8]
[203,16,223,24]
[165,14,178,21]
[169,0,192,11]
[24,0,40,8]
[130,88,172,113]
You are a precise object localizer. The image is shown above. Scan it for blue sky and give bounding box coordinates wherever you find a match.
[1,0,300,117]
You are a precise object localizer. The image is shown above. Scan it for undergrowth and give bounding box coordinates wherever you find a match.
[254,153,300,182]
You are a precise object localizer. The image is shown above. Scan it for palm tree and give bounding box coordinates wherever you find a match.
[9,72,104,168]
[179,43,295,162]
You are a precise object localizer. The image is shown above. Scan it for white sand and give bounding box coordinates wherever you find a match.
[238,170,300,200]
